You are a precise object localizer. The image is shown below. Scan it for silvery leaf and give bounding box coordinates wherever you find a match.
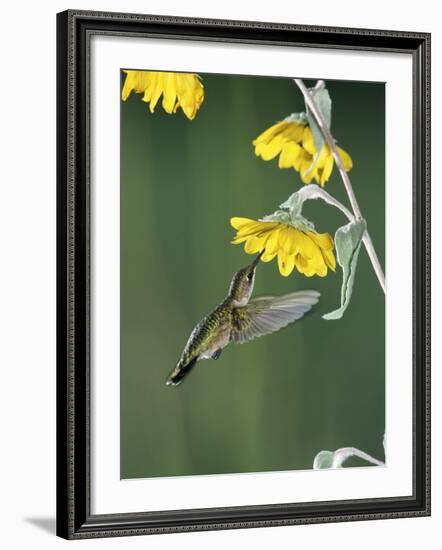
[260,210,291,224]
[313,450,335,469]
[261,202,315,232]
[305,81,332,173]
[323,219,367,320]
[280,185,354,222]
[313,447,384,470]
[284,112,308,125]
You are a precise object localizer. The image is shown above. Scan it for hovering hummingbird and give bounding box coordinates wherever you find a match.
[165,252,320,386]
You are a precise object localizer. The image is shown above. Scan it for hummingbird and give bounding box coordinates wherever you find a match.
[165,252,320,386]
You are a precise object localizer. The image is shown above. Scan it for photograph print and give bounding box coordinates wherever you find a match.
[120,69,386,480]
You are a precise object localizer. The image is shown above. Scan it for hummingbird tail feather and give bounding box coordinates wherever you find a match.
[166,356,198,386]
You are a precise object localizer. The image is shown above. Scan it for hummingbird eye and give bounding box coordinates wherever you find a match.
[247,272,254,281]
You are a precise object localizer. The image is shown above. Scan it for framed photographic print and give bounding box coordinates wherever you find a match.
[56,10,431,539]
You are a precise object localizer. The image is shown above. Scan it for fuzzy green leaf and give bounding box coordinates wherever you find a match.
[284,112,308,125]
[313,447,384,469]
[313,451,335,469]
[305,81,332,172]
[323,219,366,320]
[280,185,354,222]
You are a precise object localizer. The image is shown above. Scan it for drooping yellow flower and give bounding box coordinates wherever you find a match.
[253,120,353,186]
[230,217,336,277]
[122,70,204,120]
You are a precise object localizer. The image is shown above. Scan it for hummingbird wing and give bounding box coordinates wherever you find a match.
[231,290,320,344]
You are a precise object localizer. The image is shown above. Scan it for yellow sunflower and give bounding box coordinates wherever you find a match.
[122,70,204,120]
[231,217,336,277]
[253,120,352,186]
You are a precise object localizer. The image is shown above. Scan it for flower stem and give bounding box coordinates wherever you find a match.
[332,447,385,468]
[293,78,386,293]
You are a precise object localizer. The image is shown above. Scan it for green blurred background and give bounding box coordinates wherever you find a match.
[120,72,385,479]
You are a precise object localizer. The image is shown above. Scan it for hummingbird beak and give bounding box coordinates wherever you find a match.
[250,250,264,269]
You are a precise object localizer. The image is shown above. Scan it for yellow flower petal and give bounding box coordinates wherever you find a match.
[306,249,327,276]
[122,70,152,100]
[278,142,302,169]
[281,227,299,255]
[337,146,353,171]
[277,249,295,276]
[230,217,256,230]
[230,217,335,279]
[265,227,282,255]
[231,236,249,245]
[261,250,277,262]
[294,148,312,172]
[175,73,204,120]
[319,151,334,186]
[312,260,327,277]
[236,222,276,239]
[253,115,353,186]
[315,145,330,168]
[277,227,290,252]
[302,127,316,155]
[253,121,288,146]
[147,73,164,112]
[255,135,285,161]
[121,71,136,101]
[254,121,308,163]
[122,70,204,119]
[308,232,334,251]
[295,255,316,277]
[162,73,178,113]
[244,235,266,254]
[322,248,336,271]
[300,166,317,184]
[285,123,305,143]
[292,232,317,259]
[302,145,327,185]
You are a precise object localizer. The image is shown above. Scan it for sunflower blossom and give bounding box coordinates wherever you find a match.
[122,70,204,120]
[253,119,353,186]
[230,217,336,277]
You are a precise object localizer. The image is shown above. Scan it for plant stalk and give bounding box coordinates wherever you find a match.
[294,78,386,293]
[333,447,384,468]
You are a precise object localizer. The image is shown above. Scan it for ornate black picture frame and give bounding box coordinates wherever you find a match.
[56,9,430,539]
